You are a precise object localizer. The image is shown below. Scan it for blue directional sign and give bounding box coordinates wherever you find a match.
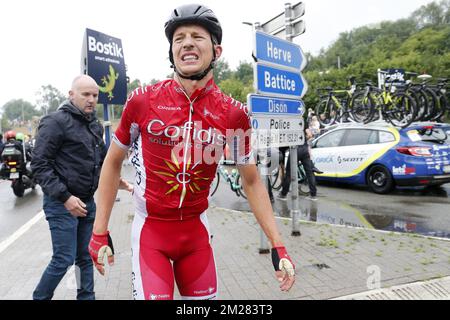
[248,94,305,116]
[255,31,306,71]
[255,64,307,99]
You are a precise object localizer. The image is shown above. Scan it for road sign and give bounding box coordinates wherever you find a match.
[251,117,305,148]
[272,20,306,39]
[260,2,305,36]
[255,64,307,99]
[251,116,304,131]
[248,94,305,116]
[254,31,306,70]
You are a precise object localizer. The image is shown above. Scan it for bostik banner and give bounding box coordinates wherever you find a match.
[81,28,127,105]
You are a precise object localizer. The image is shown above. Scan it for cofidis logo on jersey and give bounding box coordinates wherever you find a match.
[82,28,127,105]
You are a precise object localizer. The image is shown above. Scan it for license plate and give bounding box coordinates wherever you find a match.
[444,165,450,173]
[9,172,19,179]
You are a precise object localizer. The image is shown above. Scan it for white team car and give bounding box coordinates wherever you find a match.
[310,122,450,194]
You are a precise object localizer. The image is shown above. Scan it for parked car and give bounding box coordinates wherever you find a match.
[311,121,450,194]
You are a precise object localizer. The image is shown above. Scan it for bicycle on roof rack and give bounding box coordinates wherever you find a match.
[353,72,417,129]
[315,76,369,127]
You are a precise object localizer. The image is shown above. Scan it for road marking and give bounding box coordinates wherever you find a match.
[0,210,44,254]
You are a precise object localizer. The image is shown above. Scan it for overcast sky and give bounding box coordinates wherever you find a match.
[0,0,435,109]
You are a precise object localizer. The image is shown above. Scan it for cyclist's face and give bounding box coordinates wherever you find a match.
[172,24,222,76]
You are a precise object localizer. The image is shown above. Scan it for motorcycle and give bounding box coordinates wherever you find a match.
[0,143,36,197]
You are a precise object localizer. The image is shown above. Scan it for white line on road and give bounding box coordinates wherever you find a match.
[0,210,44,254]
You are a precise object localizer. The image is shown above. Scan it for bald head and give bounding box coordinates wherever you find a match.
[69,75,99,114]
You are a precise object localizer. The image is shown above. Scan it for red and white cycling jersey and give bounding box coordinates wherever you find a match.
[114,78,253,221]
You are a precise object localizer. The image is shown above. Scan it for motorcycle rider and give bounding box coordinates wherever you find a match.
[2,131,23,153]
[1,131,24,166]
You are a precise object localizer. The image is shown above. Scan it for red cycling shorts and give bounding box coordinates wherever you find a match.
[131,212,217,300]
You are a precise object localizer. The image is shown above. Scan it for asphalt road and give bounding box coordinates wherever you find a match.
[0,179,44,243]
[209,166,450,239]
[1,164,450,246]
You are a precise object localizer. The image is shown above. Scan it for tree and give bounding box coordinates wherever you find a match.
[412,0,450,28]
[235,61,253,85]
[2,99,39,123]
[213,58,232,84]
[1,116,11,132]
[218,78,253,103]
[36,84,66,115]
[127,79,143,95]
[302,0,450,112]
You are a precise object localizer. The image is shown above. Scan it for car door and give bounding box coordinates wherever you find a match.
[335,129,386,182]
[311,129,346,180]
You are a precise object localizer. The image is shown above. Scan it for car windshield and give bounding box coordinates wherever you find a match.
[406,127,449,144]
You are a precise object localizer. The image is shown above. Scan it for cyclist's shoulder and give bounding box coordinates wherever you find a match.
[218,92,250,120]
[126,79,175,104]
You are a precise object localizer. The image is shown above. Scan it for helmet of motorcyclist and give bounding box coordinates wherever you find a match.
[164,3,222,81]
[16,133,25,142]
[5,130,16,141]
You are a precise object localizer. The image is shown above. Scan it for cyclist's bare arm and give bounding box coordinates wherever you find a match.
[93,142,128,234]
[238,163,295,291]
[237,164,283,247]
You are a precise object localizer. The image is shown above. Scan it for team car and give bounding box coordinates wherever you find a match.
[310,122,450,194]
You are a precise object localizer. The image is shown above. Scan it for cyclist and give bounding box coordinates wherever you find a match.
[89,3,295,300]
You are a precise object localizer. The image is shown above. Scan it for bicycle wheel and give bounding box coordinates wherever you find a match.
[409,88,428,122]
[236,174,247,199]
[385,92,416,128]
[315,98,337,127]
[297,165,310,196]
[422,88,439,121]
[350,92,374,123]
[430,89,447,122]
[271,165,284,190]
[209,172,220,197]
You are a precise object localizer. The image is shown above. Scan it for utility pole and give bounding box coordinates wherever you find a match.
[22,101,25,125]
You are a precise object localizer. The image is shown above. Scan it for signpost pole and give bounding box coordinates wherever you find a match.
[284,2,301,237]
[103,103,111,149]
[251,2,307,252]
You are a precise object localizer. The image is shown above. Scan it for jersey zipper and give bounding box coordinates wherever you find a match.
[178,90,199,220]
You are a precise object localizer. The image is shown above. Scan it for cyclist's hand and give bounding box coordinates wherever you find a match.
[271,246,295,291]
[89,231,115,276]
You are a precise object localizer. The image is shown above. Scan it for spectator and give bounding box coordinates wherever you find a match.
[277,127,318,201]
[0,133,4,155]
[31,75,132,300]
